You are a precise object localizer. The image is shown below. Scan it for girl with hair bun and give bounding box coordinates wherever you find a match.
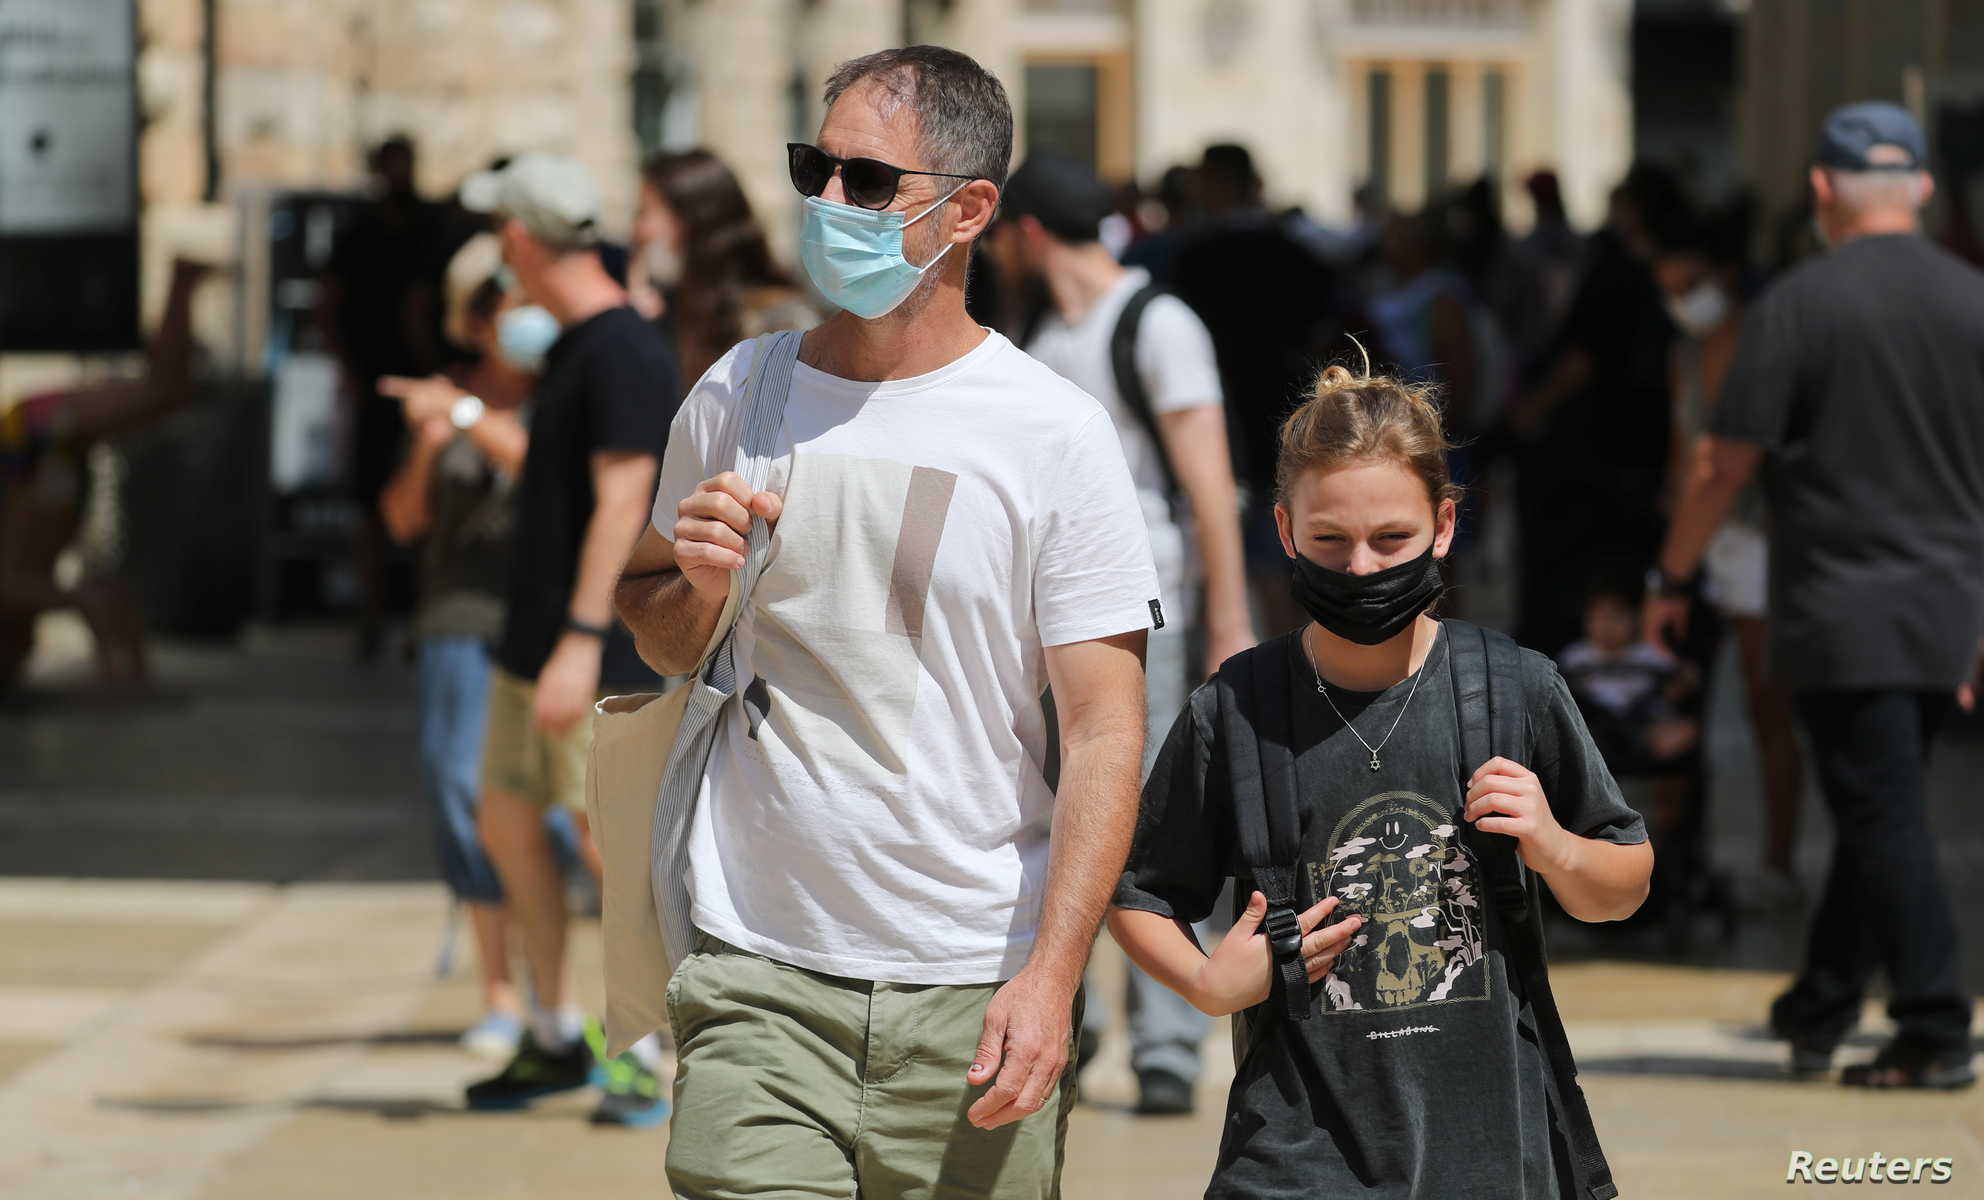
[1107,362,1653,1198]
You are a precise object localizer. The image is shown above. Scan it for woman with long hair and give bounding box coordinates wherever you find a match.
[630,149,819,389]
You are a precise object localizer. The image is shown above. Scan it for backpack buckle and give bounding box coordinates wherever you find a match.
[1263,904,1303,964]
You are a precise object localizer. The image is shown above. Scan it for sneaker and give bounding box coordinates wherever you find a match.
[1134,1068,1196,1116]
[464,1032,597,1110]
[1768,992,1842,1080]
[585,1024,671,1128]
[1788,1044,1834,1081]
[460,1010,524,1060]
[590,1053,672,1127]
[1841,1046,1977,1091]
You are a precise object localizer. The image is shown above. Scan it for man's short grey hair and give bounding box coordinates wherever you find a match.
[823,46,1013,191]
[1827,168,1927,217]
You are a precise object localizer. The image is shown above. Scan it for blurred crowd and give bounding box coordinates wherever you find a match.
[0,129,1925,941]
[4,85,1978,1122]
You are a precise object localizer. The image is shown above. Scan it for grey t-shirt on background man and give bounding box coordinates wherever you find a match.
[1115,628,1646,1200]
[1712,233,1984,692]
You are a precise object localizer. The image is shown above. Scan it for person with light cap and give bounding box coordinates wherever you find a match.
[986,149,1253,1116]
[393,152,683,1124]
[614,45,1159,1195]
[1650,101,1982,1090]
[377,233,539,1062]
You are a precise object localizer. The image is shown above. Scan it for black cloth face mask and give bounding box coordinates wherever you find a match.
[1289,544,1445,646]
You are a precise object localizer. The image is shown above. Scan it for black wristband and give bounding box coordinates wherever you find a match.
[1647,565,1696,598]
[564,616,612,640]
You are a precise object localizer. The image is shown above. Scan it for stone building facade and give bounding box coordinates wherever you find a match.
[6,0,1633,391]
[659,0,1632,246]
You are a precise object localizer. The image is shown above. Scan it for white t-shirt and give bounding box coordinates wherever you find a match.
[652,329,1161,984]
[1023,268,1223,596]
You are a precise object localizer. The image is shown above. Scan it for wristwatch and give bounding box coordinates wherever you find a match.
[449,393,486,432]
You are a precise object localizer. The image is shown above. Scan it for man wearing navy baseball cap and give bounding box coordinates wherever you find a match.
[1651,101,1981,1090]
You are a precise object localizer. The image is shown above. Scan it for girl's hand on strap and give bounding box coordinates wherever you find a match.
[1464,756,1575,876]
[1190,891,1362,1017]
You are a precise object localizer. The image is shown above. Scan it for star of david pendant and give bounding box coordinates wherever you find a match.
[1369,754,1382,772]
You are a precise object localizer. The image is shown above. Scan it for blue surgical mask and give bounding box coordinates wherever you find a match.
[497,305,560,370]
[797,185,967,319]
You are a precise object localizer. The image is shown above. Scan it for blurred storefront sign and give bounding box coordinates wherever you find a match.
[0,0,140,351]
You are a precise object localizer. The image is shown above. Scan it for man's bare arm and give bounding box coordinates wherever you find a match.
[1032,630,1150,983]
[966,630,1147,1131]
[614,525,723,676]
[573,451,661,631]
[614,471,783,676]
[1659,434,1763,583]
[1646,434,1764,646]
[1157,404,1254,672]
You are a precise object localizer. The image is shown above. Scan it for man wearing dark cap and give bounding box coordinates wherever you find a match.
[988,151,1253,1115]
[1651,101,1982,1090]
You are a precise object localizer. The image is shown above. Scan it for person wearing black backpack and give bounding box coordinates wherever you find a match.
[1108,363,1652,1198]
[990,151,1256,1114]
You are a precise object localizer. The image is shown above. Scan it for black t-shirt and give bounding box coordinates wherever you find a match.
[1712,234,1984,691]
[1115,628,1646,1200]
[1551,230,1674,473]
[496,305,680,686]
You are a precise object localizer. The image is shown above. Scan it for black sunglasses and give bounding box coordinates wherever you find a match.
[787,142,976,211]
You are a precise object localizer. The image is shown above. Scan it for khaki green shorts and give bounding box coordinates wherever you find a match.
[665,935,1081,1200]
[479,666,594,813]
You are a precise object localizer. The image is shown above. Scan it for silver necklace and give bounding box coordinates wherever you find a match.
[1305,625,1442,772]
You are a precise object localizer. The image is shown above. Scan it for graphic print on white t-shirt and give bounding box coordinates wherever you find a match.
[744,452,958,770]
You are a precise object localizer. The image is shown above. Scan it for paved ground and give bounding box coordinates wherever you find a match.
[2,617,1981,1199]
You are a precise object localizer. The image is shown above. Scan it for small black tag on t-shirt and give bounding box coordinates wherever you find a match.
[1149,599,1166,630]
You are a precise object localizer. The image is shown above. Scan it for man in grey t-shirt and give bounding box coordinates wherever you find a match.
[1652,102,1980,1090]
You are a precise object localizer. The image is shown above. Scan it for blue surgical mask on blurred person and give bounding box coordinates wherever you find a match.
[797,184,967,320]
[1664,281,1729,337]
[497,305,560,370]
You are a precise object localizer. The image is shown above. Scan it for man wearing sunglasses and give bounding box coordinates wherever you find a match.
[616,45,1159,1198]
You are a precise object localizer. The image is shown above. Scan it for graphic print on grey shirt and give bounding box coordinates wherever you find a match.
[1313,786,1487,1014]
[1115,628,1646,1200]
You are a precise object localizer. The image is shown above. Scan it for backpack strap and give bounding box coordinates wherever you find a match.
[1447,620,1530,919]
[1444,619,1618,1200]
[1217,642,1311,1025]
[1108,283,1185,514]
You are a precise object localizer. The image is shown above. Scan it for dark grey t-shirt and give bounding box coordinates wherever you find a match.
[1115,628,1646,1200]
[1712,233,1984,691]
[414,433,515,641]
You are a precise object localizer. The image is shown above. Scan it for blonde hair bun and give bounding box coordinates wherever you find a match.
[1315,363,1360,392]
[1274,358,1461,511]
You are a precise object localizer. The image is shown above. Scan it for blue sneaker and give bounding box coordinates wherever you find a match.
[586,1024,671,1128]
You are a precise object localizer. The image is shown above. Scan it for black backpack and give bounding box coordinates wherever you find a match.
[1213,619,1618,1200]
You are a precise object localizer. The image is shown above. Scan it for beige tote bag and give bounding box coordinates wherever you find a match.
[586,330,800,1057]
